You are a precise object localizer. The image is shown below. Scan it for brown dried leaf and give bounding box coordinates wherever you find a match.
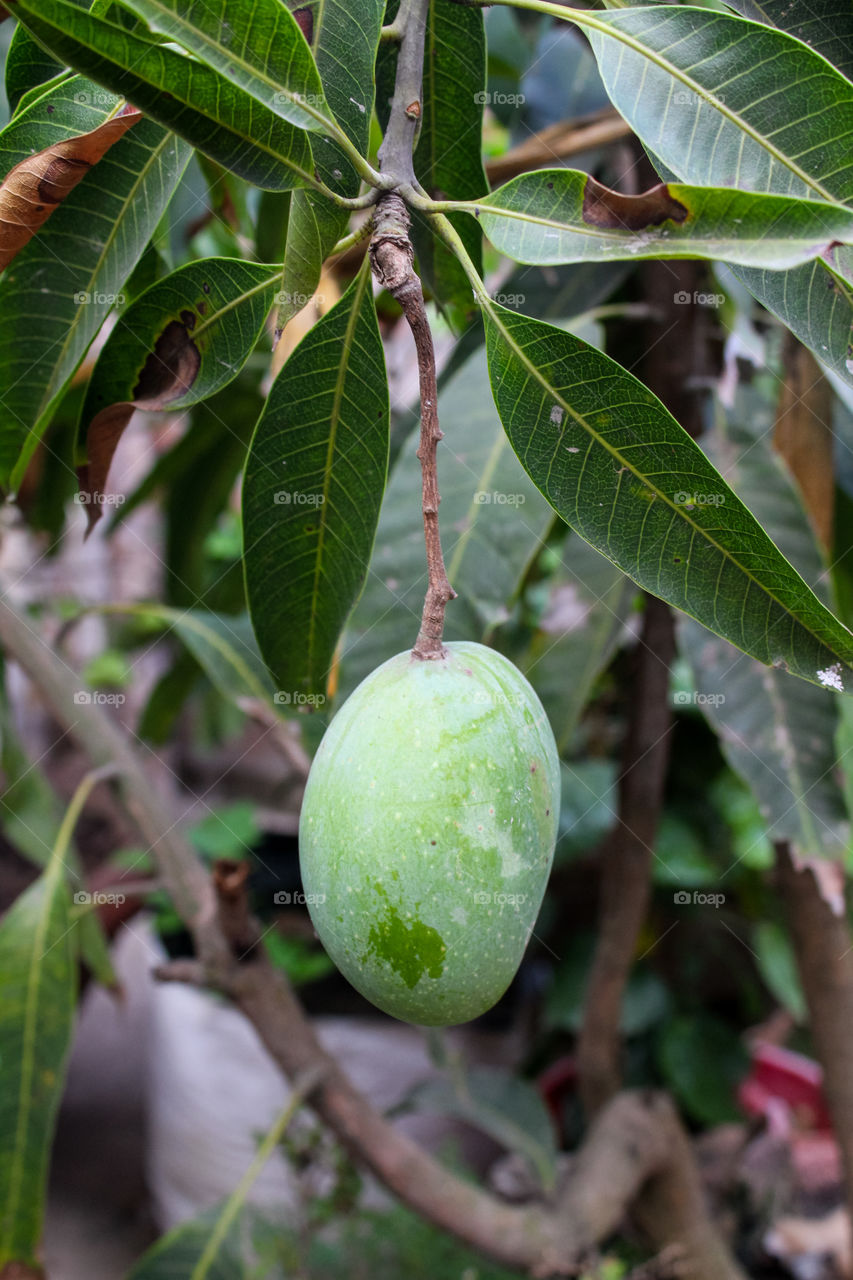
[0,103,140,273]
[77,312,202,536]
[581,176,688,231]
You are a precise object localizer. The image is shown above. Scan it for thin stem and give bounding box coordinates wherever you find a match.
[369,194,456,659]
[377,0,431,186]
[329,217,374,258]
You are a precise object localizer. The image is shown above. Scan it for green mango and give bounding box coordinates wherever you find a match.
[299,641,560,1025]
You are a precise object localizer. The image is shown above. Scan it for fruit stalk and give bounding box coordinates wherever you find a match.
[370,193,456,659]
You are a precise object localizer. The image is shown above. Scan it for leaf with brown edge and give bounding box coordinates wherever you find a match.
[0,103,139,272]
[76,257,281,534]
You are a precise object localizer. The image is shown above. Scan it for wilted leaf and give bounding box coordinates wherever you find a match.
[77,257,280,530]
[0,101,139,271]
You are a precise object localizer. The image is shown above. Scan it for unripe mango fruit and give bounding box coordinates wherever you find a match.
[299,642,560,1026]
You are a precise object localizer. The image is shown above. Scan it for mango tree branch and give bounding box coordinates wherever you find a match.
[0,589,743,1278]
[369,196,456,659]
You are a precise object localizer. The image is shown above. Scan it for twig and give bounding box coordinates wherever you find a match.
[485,109,631,184]
[777,842,853,1208]
[369,196,456,659]
[577,595,676,1114]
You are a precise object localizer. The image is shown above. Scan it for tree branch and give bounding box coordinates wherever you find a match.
[577,594,676,1114]
[776,842,853,1205]
[0,589,745,1278]
[369,192,456,659]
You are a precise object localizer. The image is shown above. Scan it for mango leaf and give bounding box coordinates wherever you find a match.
[0,102,141,272]
[129,1088,311,1280]
[404,1066,557,1194]
[5,23,62,114]
[482,300,853,690]
[470,170,853,268]
[9,0,316,190]
[753,920,807,1022]
[0,76,191,490]
[411,0,488,335]
[725,0,853,81]
[275,0,384,333]
[243,261,389,699]
[121,0,332,133]
[571,4,853,382]
[0,797,76,1269]
[77,258,281,529]
[658,1014,749,1126]
[520,535,635,753]
[341,346,554,698]
[678,384,849,860]
[581,6,853,204]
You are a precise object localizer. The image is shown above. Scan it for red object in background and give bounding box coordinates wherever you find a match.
[739,1043,832,1134]
[537,1055,578,1142]
[740,1042,840,1191]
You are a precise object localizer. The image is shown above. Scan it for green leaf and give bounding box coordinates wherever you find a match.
[0,804,77,1267]
[341,346,554,697]
[734,259,853,385]
[0,76,191,490]
[411,0,488,335]
[678,386,849,860]
[582,6,853,205]
[129,1087,311,1280]
[100,604,274,706]
[724,0,853,82]
[482,300,853,690]
[276,0,384,333]
[5,23,62,114]
[753,920,807,1022]
[406,1066,558,1194]
[77,258,281,522]
[121,0,331,132]
[657,1014,749,1126]
[574,4,853,381]
[472,170,853,268]
[10,0,316,190]
[243,260,389,700]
